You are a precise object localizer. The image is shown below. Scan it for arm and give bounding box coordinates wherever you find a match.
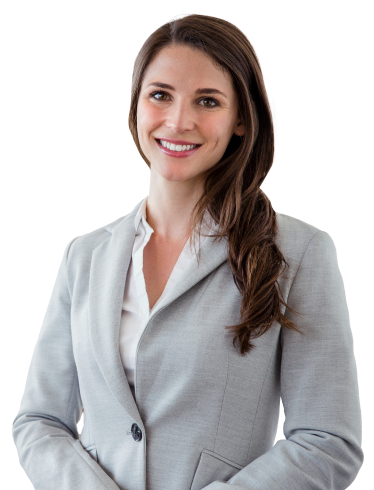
[203,230,364,490]
[12,238,121,490]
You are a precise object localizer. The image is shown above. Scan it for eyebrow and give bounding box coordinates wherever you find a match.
[146,82,227,99]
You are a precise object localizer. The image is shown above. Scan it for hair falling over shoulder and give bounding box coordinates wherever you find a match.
[128,14,303,355]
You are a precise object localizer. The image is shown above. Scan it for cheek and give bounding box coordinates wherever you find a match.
[202,115,233,146]
[138,103,161,126]
[137,107,162,139]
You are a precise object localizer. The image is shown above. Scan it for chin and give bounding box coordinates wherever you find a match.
[153,161,199,183]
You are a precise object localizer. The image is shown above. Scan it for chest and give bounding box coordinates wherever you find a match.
[142,233,190,309]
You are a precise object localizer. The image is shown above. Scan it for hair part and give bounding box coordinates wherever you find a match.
[128,14,303,355]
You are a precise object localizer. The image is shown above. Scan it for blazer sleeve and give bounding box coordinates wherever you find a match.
[202,230,364,490]
[12,238,121,490]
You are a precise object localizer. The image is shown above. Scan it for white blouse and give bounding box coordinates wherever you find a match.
[119,196,217,399]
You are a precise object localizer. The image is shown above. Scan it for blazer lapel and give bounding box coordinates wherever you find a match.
[89,198,229,423]
[150,230,229,317]
[89,200,143,423]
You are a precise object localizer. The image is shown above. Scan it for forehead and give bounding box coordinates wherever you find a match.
[141,44,234,94]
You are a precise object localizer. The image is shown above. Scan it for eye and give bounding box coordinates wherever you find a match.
[150,91,220,109]
[150,92,166,100]
[201,97,219,108]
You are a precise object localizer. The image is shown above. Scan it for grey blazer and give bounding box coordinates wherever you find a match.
[12,198,364,490]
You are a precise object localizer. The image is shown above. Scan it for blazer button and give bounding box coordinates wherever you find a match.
[131,423,142,442]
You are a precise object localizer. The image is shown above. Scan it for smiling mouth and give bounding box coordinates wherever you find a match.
[155,138,202,151]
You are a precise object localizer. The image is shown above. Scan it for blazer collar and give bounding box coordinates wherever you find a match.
[88,198,229,425]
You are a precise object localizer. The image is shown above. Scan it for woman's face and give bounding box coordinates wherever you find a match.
[137,44,245,185]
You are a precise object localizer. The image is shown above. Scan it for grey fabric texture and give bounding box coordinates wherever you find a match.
[12,198,364,490]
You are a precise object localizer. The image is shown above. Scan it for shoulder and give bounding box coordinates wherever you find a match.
[275,212,336,270]
[275,212,321,250]
[65,213,131,267]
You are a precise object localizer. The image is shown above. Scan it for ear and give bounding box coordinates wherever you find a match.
[233,120,245,137]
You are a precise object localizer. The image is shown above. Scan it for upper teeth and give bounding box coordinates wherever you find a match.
[159,140,198,151]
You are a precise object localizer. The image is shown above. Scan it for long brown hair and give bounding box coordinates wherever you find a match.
[128,14,303,355]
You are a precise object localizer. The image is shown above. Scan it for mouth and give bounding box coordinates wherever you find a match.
[155,138,202,158]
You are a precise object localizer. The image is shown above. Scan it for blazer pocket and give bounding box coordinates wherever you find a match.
[85,445,98,463]
[190,449,244,490]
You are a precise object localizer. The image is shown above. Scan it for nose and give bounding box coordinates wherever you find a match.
[165,99,195,134]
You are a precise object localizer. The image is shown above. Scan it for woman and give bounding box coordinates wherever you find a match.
[12,14,363,490]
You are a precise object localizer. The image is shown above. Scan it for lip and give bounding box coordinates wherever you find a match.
[155,137,203,146]
[155,138,201,158]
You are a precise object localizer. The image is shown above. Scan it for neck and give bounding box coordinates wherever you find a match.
[146,170,205,243]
